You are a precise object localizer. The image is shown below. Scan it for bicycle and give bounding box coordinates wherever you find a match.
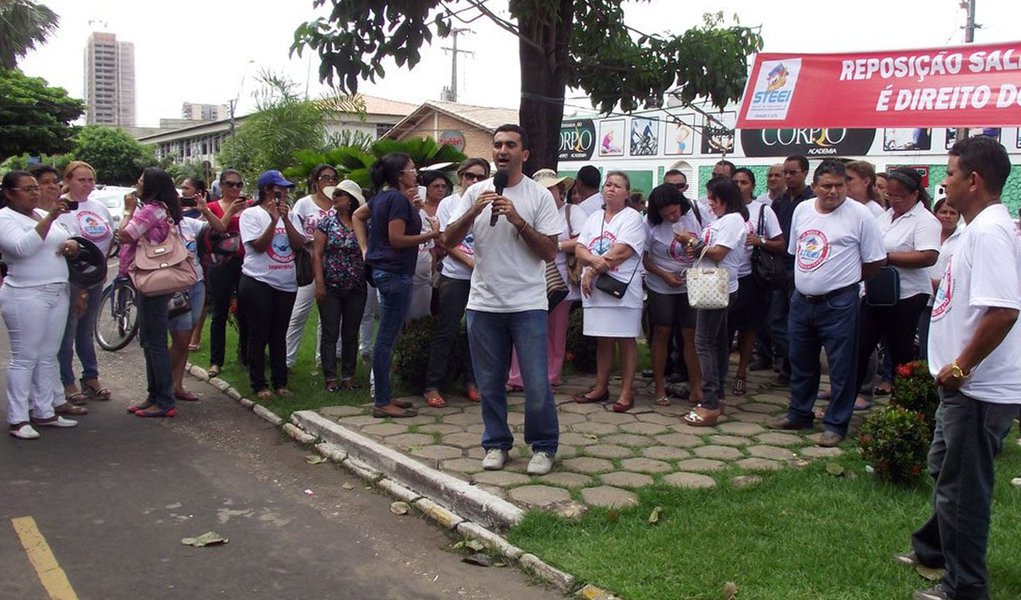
[95,275,139,351]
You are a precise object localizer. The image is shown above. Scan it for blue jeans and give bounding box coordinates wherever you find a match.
[695,304,730,410]
[371,270,413,408]
[58,281,103,386]
[768,273,795,374]
[136,292,175,409]
[911,390,1015,600]
[466,309,559,454]
[785,286,859,435]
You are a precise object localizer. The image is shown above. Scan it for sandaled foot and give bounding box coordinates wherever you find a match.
[208,365,221,378]
[573,390,609,404]
[732,376,747,396]
[683,405,721,427]
[275,388,293,398]
[339,379,360,390]
[371,404,419,418]
[654,396,671,407]
[136,405,176,418]
[854,396,873,411]
[55,402,88,416]
[174,390,199,402]
[126,401,154,414]
[611,398,634,413]
[873,382,892,396]
[505,384,524,393]
[256,390,273,401]
[65,391,89,406]
[187,343,201,352]
[465,385,481,402]
[423,391,446,409]
[325,378,340,393]
[81,378,111,401]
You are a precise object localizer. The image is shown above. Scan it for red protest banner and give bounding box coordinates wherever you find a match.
[736,42,1021,129]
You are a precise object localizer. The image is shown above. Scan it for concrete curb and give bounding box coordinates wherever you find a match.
[184,362,598,597]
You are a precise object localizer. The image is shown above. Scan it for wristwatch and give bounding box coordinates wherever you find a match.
[949,362,970,380]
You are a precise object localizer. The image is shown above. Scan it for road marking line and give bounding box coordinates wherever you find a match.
[11,517,79,600]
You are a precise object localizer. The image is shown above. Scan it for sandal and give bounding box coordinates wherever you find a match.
[683,405,721,428]
[65,391,89,406]
[325,378,340,393]
[424,391,447,408]
[208,365,221,378]
[136,406,177,418]
[256,390,273,401]
[81,378,111,401]
[339,379,360,390]
[174,390,200,402]
[275,388,293,398]
[853,396,874,411]
[371,405,419,418]
[187,343,201,352]
[573,390,609,404]
[611,398,634,413]
[873,382,892,397]
[465,385,481,403]
[732,376,747,396]
[654,396,671,407]
[55,403,88,416]
[505,384,524,393]
[126,400,154,414]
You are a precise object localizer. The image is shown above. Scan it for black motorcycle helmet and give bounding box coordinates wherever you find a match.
[66,236,108,287]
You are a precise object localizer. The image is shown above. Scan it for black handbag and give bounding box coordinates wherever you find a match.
[751,206,785,290]
[865,265,900,307]
[546,260,569,309]
[295,245,314,287]
[591,216,640,299]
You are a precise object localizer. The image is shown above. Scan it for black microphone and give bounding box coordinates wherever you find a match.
[490,171,509,226]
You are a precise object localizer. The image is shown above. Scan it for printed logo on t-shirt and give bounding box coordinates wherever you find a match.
[458,233,475,256]
[796,229,830,271]
[268,228,295,264]
[931,258,953,320]
[588,232,617,256]
[304,209,331,237]
[668,238,694,265]
[76,211,111,242]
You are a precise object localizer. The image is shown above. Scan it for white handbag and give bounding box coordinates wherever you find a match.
[686,246,730,310]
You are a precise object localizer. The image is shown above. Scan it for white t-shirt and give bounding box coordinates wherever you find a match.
[577,192,604,217]
[0,208,70,287]
[292,194,335,241]
[644,211,701,295]
[414,206,438,286]
[239,206,302,292]
[864,200,886,218]
[789,198,886,296]
[179,217,206,281]
[557,202,588,301]
[736,202,783,278]
[55,199,114,256]
[694,197,718,227]
[929,203,1021,404]
[437,193,473,281]
[756,192,778,205]
[577,207,646,309]
[928,227,964,283]
[699,212,747,294]
[878,201,941,299]
[451,175,563,312]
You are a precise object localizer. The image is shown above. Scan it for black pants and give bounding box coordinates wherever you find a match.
[424,275,474,390]
[318,283,368,381]
[208,258,248,368]
[854,293,928,392]
[239,274,296,392]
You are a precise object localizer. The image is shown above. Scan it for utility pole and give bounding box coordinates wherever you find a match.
[955,1,980,142]
[441,28,474,102]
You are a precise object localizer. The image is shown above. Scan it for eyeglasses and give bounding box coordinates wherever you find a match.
[783,169,804,176]
[671,182,688,190]
[317,174,338,182]
[9,186,40,192]
[402,168,417,174]
[222,181,243,188]
[461,172,486,182]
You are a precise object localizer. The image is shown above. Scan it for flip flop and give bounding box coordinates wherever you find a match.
[325,379,340,393]
[174,390,200,401]
[611,399,634,413]
[424,392,446,409]
[654,396,671,407]
[187,343,201,352]
[573,390,609,404]
[135,406,177,418]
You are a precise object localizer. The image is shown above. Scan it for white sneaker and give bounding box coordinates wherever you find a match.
[9,424,40,439]
[32,416,78,428]
[481,448,508,471]
[526,451,555,476]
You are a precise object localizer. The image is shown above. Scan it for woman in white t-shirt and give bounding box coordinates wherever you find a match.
[642,183,704,407]
[574,172,646,412]
[56,161,115,405]
[674,177,748,427]
[846,161,886,218]
[507,169,584,390]
[730,168,785,396]
[918,197,963,360]
[853,167,940,410]
[284,164,338,369]
[407,171,448,322]
[238,170,307,400]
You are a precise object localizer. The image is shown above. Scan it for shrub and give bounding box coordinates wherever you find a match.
[858,405,931,484]
[565,307,597,373]
[890,360,939,427]
[392,316,470,392]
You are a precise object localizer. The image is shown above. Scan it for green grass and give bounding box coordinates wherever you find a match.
[507,441,1021,600]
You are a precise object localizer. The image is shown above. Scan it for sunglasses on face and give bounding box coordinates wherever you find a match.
[317,174,338,182]
[222,181,243,188]
[461,172,486,182]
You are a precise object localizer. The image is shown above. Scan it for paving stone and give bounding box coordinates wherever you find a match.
[599,471,654,488]
[663,472,717,489]
[736,457,784,471]
[635,412,680,425]
[584,444,634,459]
[474,484,507,499]
[416,423,461,435]
[715,421,766,436]
[618,421,670,436]
[465,446,486,459]
[508,485,573,508]
[601,433,656,447]
[337,415,380,427]
[571,422,621,436]
[654,432,703,448]
[738,402,783,414]
[441,412,482,426]
[472,470,532,486]
[442,458,482,473]
[620,457,672,474]
[800,446,845,458]
[465,424,486,434]
[410,445,463,461]
[319,405,365,418]
[440,432,482,449]
[559,432,599,446]
[748,445,797,461]
[693,445,744,460]
[555,445,579,459]
[674,458,726,472]
[589,411,638,424]
[561,457,615,474]
[752,394,792,406]
[642,446,690,461]
[538,472,593,488]
[506,412,525,426]
[755,432,805,446]
[384,433,435,449]
[709,434,750,447]
[362,423,409,437]
[556,412,588,426]
[730,411,774,424]
[579,486,638,508]
[561,402,607,414]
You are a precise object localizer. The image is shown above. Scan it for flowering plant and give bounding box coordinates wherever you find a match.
[859,405,931,484]
[890,360,939,427]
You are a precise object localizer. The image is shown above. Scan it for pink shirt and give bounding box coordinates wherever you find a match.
[118,203,170,276]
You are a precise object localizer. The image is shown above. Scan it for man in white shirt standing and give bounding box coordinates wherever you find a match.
[574,165,603,217]
[769,160,885,447]
[443,124,563,476]
[756,163,785,205]
[901,137,1021,600]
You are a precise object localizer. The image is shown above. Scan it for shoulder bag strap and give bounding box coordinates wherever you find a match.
[566,203,575,238]
[757,204,765,237]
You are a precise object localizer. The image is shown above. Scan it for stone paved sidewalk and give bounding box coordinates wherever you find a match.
[318,368,863,514]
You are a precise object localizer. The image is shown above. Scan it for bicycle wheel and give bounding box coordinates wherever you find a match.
[95,281,139,351]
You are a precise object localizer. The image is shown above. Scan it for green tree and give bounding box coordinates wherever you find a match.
[0,0,59,69]
[72,125,156,185]
[0,68,83,162]
[293,2,762,172]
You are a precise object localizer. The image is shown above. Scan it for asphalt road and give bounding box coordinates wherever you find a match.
[0,325,561,600]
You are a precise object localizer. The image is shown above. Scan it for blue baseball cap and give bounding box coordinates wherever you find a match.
[256,170,295,190]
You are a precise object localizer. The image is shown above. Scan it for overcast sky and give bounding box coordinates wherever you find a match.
[17,0,1021,127]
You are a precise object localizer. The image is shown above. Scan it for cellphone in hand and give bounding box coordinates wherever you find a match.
[67,200,80,210]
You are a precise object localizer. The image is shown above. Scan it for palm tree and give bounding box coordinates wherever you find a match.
[0,0,59,69]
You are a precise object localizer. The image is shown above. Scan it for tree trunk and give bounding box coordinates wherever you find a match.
[516,0,573,176]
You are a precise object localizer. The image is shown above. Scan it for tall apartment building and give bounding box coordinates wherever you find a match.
[182,102,229,121]
[84,32,135,127]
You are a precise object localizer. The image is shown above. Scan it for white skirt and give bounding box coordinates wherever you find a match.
[583,306,642,338]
